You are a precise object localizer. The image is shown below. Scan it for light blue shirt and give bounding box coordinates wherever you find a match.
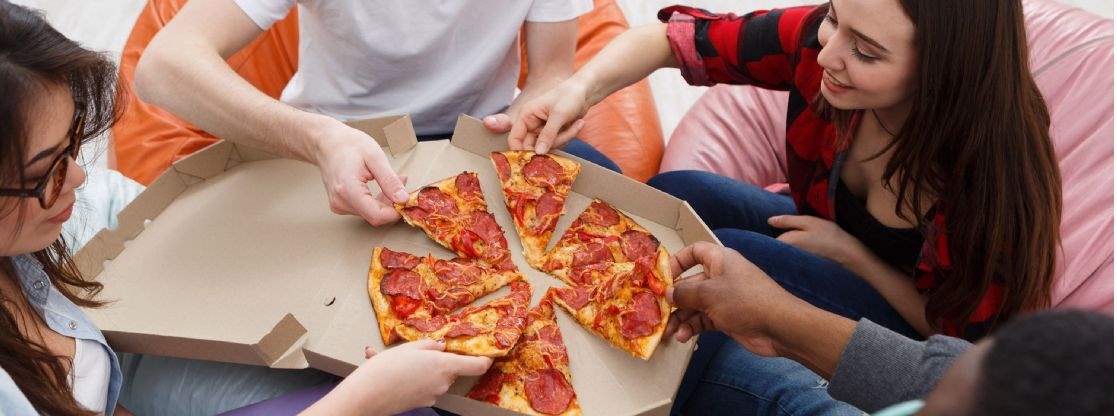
[0,254,122,415]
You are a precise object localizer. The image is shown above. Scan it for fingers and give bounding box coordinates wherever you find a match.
[670,242,724,278]
[366,149,409,203]
[548,119,585,152]
[534,111,575,155]
[768,215,816,230]
[669,274,711,311]
[775,230,803,245]
[675,322,695,343]
[444,354,493,377]
[364,346,377,359]
[509,118,527,150]
[518,113,546,152]
[342,178,402,226]
[483,114,512,134]
[666,272,706,306]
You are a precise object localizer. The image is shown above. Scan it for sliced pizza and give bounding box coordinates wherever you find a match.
[394,281,533,357]
[367,247,523,345]
[468,292,580,415]
[490,151,581,267]
[542,199,671,294]
[550,262,671,360]
[395,171,515,271]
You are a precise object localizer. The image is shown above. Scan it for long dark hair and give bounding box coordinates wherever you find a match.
[818,0,1061,335]
[0,1,123,414]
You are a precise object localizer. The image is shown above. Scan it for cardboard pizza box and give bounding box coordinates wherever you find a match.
[75,114,717,415]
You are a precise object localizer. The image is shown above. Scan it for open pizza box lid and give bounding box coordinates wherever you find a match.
[76,114,718,415]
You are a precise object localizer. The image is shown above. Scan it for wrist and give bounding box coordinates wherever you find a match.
[567,72,600,105]
[770,301,856,379]
[302,114,346,166]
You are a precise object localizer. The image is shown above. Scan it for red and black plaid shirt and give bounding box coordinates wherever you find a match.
[659,5,1004,340]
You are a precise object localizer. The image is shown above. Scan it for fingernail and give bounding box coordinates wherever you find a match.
[393,189,409,201]
[535,144,546,154]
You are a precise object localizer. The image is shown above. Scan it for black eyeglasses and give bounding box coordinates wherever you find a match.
[0,106,84,209]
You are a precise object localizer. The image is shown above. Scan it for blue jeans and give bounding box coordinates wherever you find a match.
[419,133,622,174]
[649,170,919,415]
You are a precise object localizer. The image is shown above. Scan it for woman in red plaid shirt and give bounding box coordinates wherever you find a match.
[509,0,1062,414]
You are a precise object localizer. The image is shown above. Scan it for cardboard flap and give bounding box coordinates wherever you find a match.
[345,115,418,156]
[171,141,236,181]
[450,114,504,156]
[255,313,310,367]
[676,201,720,246]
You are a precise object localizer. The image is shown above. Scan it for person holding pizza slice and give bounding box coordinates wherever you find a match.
[506,0,1064,414]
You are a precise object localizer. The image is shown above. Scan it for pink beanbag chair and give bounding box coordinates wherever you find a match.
[659,0,1113,312]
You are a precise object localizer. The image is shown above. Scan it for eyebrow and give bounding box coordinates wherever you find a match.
[27,142,63,166]
[829,1,892,54]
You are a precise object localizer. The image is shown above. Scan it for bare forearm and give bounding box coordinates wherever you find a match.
[570,23,676,106]
[846,252,932,336]
[769,298,857,379]
[133,0,335,164]
[511,20,578,115]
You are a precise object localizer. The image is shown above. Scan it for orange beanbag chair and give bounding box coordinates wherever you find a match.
[113,0,663,184]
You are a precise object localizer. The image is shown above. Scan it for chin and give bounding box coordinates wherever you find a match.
[818,88,856,110]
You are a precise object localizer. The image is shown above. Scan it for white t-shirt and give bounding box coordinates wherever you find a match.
[234,0,593,135]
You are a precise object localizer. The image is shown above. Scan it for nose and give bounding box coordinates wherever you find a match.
[816,30,845,73]
[65,155,86,193]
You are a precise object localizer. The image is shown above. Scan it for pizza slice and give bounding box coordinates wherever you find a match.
[394,281,533,357]
[542,199,671,293]
[395,171,515,270]
[490,151,581,267]
[550,262,671,360]
[468,292,581,416]
[367,247,523,345]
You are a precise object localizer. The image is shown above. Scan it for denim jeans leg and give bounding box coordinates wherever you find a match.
[561,138,623,173]
[648,170,796,235]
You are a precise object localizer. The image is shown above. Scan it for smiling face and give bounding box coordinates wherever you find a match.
[0,83,87,256]
[816,0,919,112]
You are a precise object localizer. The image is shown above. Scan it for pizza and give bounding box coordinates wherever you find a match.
[395,171,515,271]
[367,247,524,345]
[541,199,671,294]
[394,281,533,357]
[468,292,581,416]
[490,151,581,267]
[550,262,671,360]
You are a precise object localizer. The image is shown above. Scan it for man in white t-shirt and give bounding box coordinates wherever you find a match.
[134,0,605,227]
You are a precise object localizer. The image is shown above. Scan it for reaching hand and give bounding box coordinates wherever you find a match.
[313,122,410,226]
[508,80,589,154]
[319,340,492,416]
[665,242,800,358]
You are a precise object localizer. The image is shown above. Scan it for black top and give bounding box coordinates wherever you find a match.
[834,180,923,273]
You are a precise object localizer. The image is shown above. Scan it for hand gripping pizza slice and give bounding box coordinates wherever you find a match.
[468,292,581,415]
[490,151,581,268]
[368,247,525,345]
[395,171,515,270]
[394,281,533,357]
[551,262,672,360]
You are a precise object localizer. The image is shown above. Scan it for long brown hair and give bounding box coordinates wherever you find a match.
[819,0,1061,335]
[0,1,123,414]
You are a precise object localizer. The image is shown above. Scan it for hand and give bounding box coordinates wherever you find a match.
[508,80,589,154]
[483,113,514,134]
[768,215,868,268]
[316,340,492,416]
[665,242,801,358]
[312,122,410,226]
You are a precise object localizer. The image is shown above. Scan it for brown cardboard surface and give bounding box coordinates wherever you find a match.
[79,115,716,415]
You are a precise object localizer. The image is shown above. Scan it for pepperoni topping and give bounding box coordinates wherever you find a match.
[582,200,620,227]
[523,155,564,188]
[531,192,563,234]
[445,322,484,338]
[416,187,459,217]
[380,248,420,270]
[494,330,520,349]
[404,315,447,332]
[536,323,562,347]
[455,172,483,201]
[524,369,575,415]
[555,286,592,310]
[619,291,662,339]
[621,230,659,263]
[390,295,423,318]
[572,242,612,268]
[570,262,609,285]
[490,152,512,183]
[428,286,474,312]
[432,258,481,286]
[467,212,506,245]
[467,371,510,404]
[402,206,430,221]
[380,269,421,299]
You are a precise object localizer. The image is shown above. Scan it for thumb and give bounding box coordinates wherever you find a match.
[484,114,512,133]
[669,274,711,310]
[446,354,493,377]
